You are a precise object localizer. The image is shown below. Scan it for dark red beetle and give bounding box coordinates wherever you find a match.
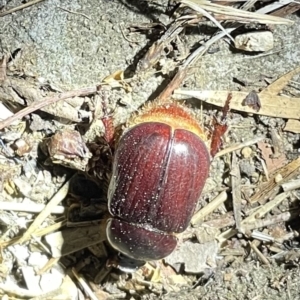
[106,100,210,267]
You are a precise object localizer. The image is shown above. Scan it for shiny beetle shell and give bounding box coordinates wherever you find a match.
[107,102,210,261]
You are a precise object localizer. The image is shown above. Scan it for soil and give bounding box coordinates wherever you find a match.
[1,0,300,299]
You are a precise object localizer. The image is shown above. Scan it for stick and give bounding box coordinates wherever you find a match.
[0,87,97,130]
[0,0,46,17]
[231,152,242,231]
[0,202,65,214]
[191,190,228,225]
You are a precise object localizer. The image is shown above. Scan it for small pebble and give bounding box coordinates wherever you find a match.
[27,252,48,268]
[241,147,252,158]
[275,174,283,183]
[40,272,63,293]
[251,172,260,183]
[22,266,42,293]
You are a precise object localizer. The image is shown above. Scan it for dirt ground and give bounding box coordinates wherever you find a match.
[1,0,300,299]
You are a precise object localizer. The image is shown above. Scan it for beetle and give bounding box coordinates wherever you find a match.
[106,100,210,269]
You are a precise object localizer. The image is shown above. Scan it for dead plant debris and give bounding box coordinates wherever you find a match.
[0,0,300,299]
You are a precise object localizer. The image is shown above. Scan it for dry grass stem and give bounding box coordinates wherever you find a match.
[215,136,265,158]
[0,55,7,81]
[231,152,242,231]
[15,177,71,245]
[191,190,228,225]
[251,230,274,242]
[180,0,293,24]
[37,257,60,275]
[0,202,65,214]
[284,119,300,134]
[72,268,98,300]
[0,220,67,248]
[258,157,270,182]
[243,211,299,231]
[218,192,291,244]
[250,241,270,265]
[250,192,290,220]
[180,0,235,41]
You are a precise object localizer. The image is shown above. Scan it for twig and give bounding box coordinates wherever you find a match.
[15,177,72,245]
[180,0,235,42]
[243,210,299,231]
[0,55,7,81]
[191,190,228,225]
[251,192,290,220]
[281,178,300,192]
[251,230,274,242]
[72,268,98,300]
[0,86,97,130]
[271,2,300,17]
[37,257,60,275]
[0,0,46,17]
[215,136,265,158]
[0,202,65,214]
[257,157,270,182]
[250,241,270,265]
[0,220,67,248]
[231,152,242,231]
